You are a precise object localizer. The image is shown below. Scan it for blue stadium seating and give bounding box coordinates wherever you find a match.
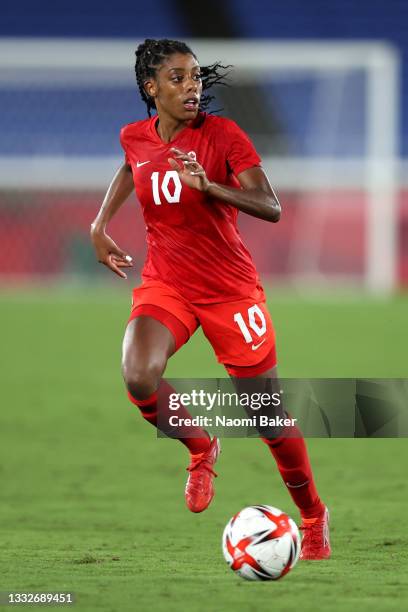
[1,0,406,155]
[0,87,144,156]
[228,0,407,155]
[0,0,187,38]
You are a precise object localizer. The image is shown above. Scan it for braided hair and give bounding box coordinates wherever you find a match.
[135,38,231,117]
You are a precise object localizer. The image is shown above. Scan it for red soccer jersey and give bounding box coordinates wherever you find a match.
[120,111,262,303]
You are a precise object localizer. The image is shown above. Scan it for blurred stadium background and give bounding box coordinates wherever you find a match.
[0,0,407,294]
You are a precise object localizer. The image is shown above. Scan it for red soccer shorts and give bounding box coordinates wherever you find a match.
[128,280,277,376]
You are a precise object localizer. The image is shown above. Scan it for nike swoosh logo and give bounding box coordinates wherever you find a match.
[252,339,266,351]
[136,160,151,167]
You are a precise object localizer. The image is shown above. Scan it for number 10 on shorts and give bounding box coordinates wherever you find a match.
[234,305,266,344]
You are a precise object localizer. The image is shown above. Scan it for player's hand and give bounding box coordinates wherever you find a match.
[168,148,210,192]
[90,228,133,279]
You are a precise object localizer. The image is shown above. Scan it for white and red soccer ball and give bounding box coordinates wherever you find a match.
[222,505,301,581]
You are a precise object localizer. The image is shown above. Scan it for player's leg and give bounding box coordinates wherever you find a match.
[231,364,325,519]
[122,314,210,452]
[230,363,330,560]
[122,314,174,400]
[196,288,330,556]
[229,361,330,561]
[122,282,220,513]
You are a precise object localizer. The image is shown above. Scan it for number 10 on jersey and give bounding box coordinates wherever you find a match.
[151,171,182,205]
[234,305,267,343]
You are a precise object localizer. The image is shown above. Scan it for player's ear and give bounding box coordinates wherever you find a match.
[144,79,157,99]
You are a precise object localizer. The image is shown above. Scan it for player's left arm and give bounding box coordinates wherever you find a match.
[168,148,281,223]
[208,166,281,223]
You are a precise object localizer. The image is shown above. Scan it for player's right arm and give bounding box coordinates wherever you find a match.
[90,163,134,279]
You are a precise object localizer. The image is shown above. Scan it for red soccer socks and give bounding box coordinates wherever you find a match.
[127,379,211,455]
[262,426,325,519]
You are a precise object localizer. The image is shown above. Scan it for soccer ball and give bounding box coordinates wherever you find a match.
[222,505,301,581]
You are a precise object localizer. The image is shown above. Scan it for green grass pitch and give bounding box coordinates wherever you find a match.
[0,287,407,611]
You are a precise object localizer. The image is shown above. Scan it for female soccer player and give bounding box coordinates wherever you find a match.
[91,38,330,560]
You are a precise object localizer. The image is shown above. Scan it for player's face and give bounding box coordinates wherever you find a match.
[145,53,202,121]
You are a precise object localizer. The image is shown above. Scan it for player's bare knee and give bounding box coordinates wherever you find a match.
[122,356,166,400]
[124,370,157,399]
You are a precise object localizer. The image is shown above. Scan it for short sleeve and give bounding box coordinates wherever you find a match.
[120,126,131,166]
[225,120,262,177]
